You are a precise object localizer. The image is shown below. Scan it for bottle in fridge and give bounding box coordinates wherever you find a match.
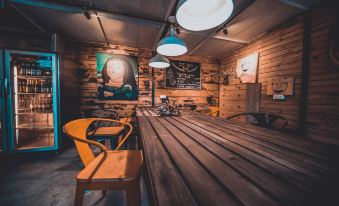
[1,50,60,153]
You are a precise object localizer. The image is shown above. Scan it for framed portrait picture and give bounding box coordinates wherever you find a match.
[96,53,138,100]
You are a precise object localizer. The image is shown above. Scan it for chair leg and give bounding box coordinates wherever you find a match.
[102,190,107,197]
[74,182,85,206]
[126,180,141,206]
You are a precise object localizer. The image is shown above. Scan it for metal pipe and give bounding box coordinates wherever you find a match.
[9,0,167,24]
[274,0,309,10]
[152,0,178,50]
[9,0,81,13]
[96,16,109,46]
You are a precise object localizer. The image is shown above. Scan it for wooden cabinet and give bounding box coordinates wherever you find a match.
[219,83,261,118]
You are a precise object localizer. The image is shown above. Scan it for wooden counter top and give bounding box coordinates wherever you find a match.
[137,107,339,206]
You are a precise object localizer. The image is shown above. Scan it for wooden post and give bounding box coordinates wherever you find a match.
[152,67,155,108]
[299,11,311,134]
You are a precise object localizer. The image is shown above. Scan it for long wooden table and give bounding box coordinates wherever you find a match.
[137,107,339,206]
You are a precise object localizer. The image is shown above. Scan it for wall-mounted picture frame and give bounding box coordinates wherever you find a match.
[236,53,259,83]
[96,52,139,100]
[267,77,295,96]
[165,60,201,90]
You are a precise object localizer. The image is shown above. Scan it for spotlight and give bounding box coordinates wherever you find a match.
[222,28,228,35]
[175,26,181,35]
[83,10,91,20]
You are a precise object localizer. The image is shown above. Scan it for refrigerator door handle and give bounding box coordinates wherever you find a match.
[4,78,8,96]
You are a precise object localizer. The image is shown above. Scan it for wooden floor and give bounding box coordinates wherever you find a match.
[137,107,339,206]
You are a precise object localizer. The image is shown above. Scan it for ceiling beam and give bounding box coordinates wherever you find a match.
[180,29,248,44]
[189,0,255,55]
[8,2,45,33]
[152,0,179,50]
[274,0,309,10]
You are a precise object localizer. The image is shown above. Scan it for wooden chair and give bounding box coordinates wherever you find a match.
[84,109,132,149]
[63,118,143,206]
[207,106,219,117]
[227,112,288,130]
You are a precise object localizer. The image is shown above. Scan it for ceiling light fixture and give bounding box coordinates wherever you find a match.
[176,0,234,31]
[149,53,170,68]
[157,27,187,57]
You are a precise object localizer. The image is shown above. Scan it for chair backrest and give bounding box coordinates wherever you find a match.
[63,118,133,166]
[208,106,219,117]
[227,112,288,130]
[63,118,97,166]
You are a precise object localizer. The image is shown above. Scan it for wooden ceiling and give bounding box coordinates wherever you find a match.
[0,0,322,57]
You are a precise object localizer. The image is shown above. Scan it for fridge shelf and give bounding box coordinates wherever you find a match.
[16,75,52,80]
[16,92,52,95]
[15,124,54,129]
[15,112,53,115]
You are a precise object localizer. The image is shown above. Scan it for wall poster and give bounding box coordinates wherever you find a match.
[267,77,294,100]
[236,53,259,83]
[96,53,138,100]
[165,60,201,89]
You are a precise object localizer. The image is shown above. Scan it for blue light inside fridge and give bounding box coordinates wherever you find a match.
[4,50,60,153]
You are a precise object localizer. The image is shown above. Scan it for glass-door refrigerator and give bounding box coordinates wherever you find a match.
[1,50,5,153]
[2,50,60,153]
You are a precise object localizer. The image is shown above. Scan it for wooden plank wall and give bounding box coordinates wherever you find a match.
[0,32,52,52]
[219,15,304,129]
[306,4,339,145]
[61,41,219,118]
[219,84,261,118]
[59,45,81,125]
[61,41,151,118]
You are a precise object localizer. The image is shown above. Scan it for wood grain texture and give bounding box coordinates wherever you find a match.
[138,107,339,206]
[306,4,339,145]
[219,16,304,129]
[61,41,219,118]
[219,83,261,119]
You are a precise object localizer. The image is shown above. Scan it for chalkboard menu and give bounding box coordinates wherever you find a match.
[165,60,201,89]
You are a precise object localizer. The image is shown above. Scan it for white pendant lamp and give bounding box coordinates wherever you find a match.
[176,0,234,31]
[157,27,187,57]
[149,53,170,68]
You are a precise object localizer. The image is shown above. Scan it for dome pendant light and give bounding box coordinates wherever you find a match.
[176,0,234,31]
[157,27,187,57]
[149,53,170,68]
